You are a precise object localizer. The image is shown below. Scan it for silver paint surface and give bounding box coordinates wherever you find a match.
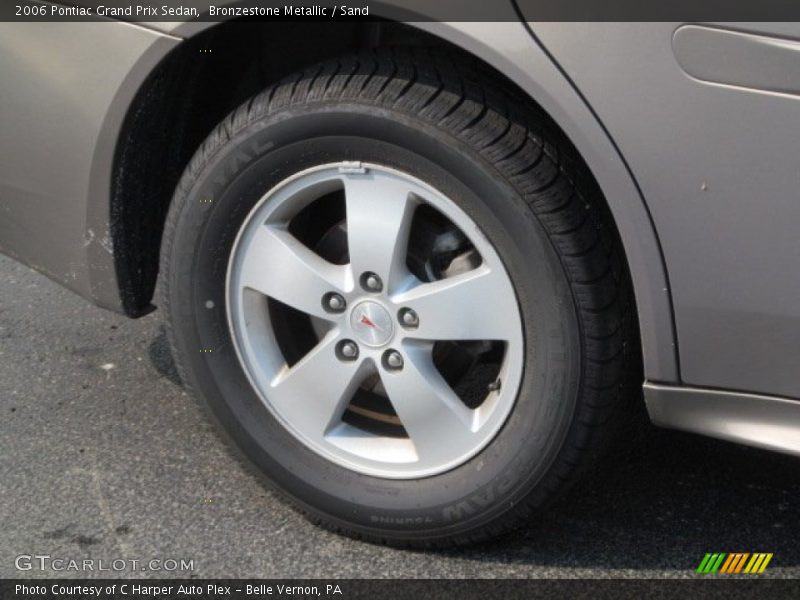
[534,22,800,399]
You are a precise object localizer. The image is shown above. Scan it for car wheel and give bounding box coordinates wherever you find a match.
[160,50,638,546]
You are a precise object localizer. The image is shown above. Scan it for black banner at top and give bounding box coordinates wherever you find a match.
[7,0,800,22]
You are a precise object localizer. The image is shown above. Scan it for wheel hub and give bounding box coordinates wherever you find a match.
[349,300,394,347]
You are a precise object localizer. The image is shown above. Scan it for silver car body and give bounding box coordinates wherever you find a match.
[1,7,799,453]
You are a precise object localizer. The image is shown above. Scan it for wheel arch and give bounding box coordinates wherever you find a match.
[90,18,678,383]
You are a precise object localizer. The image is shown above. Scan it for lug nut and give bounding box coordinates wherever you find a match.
[398,308,419,329]
[337,340,359,361]
[323,292,346,313]
[383,349,404,371]
[360,272,383,293]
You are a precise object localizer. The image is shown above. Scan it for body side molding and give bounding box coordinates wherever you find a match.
[645,382,800,456]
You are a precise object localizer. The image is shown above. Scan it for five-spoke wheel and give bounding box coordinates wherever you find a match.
[227,163,523,478]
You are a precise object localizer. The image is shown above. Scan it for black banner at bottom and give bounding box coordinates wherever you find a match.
[3,579,800,600]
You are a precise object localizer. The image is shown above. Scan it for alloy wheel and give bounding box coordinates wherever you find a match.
[227,163,524,478]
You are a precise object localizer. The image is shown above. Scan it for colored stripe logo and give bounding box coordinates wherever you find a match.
[697,553,773,574]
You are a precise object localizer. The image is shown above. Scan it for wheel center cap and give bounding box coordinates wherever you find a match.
[350,300,394,347]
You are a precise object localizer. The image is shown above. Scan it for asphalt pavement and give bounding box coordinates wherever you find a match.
[1,254,799,579]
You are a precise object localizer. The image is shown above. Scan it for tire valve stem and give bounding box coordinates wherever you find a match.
[487,379,501,392]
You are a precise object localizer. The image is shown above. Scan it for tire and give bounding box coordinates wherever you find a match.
[160,49,638,547]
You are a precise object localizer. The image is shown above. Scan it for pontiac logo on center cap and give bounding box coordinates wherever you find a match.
[359,314,379,329]
[350,301,393,347]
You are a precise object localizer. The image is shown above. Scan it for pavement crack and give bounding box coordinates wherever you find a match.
[71,463,133,558]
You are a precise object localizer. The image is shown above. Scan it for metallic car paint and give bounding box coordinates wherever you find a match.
[0,21,179,308]
[534,22,800,400]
